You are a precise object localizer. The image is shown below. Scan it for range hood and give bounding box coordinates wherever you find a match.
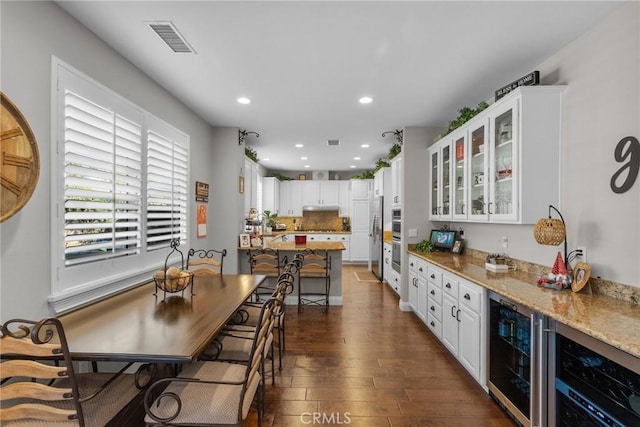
[302,205,340,212]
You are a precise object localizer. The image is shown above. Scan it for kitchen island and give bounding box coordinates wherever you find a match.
[238,236,346,306]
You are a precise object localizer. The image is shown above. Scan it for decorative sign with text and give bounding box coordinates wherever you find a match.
[495,71,540,100]
[195,181,209,202]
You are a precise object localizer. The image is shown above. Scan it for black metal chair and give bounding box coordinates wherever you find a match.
[0,317,147,427]
[297,250,331,313]
[186,248,227,276]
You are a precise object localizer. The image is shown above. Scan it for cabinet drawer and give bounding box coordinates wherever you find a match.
[408,256,419,273]
[427,313,442,340]
[428,283,442,305]
[427,300,442,321]
[427,268,442,288]
[417,260,428,279]
[459,281,482,314]
[442,275,458,298]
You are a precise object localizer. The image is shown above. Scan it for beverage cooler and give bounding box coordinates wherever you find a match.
[488,292,546,427]
[549,321,640,427]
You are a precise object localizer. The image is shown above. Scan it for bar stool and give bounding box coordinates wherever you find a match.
[249,248,282,301]
[297,250,331,313]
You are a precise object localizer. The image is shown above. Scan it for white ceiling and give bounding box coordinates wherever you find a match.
[56,1,622,172]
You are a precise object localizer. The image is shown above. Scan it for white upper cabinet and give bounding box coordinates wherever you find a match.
[338,180,350,217]
[350,179,370,200]
[301,181,340,206]
[429,141,453,221]
[262,177,280,214]
[429,86,564,224]
[391,155,402,207]
[244,158,259,216]
[279,180,303,216]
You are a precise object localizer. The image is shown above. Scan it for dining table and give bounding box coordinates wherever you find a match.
[57,274,266,364]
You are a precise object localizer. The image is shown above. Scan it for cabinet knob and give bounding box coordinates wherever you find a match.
[410,262,414,267]
[419,267,423,272]
[430,305,435,311]
[451,305,456,317]
[430,274,435,279]
[464,293,471,300]
[446,283,451,289]
[430,321,435,327]
[430,290,435,295]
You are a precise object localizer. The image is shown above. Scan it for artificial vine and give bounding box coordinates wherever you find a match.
[245,146,259,163]
[388,143,402,160]
[446,101,489,134]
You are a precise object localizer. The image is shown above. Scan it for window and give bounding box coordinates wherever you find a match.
[51,58,189,313]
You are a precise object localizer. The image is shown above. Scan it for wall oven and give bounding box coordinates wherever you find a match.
[391,209,401,273]
[391,209,401,241]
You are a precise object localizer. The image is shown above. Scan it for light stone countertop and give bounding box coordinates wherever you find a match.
[239,234,346,251]
[409,250,640,359]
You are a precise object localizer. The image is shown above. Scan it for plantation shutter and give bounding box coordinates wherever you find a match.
[146,127,189,252]
[63,91,143,266]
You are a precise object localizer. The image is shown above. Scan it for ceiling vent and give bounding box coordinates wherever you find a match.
[148,22,196,54]
[327,139,340,146]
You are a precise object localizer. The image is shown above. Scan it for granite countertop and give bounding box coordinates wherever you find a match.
[408,250,640,359]
[239,234,346,251]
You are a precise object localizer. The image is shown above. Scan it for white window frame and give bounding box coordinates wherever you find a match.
[50,58,190,313]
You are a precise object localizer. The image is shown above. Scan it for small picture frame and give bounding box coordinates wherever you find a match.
[572,262,591,293]
[239,233,250,248]
[250,235,263,247]
[452,239,464,255]
[239,176,245,194]
[298,174,307,180]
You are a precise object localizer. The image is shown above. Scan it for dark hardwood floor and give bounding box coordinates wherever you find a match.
[126,264,515,426]
[245,264,515,426]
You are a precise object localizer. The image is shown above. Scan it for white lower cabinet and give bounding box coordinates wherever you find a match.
[383,243,392,284]
[388,266,400,295]
[408,255,427,323]
[422,260,486,385]
[335,234,350,261]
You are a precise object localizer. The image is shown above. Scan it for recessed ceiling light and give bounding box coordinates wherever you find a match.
[304,165,310,168]
[237,97,251,104]
[263,158,270,161]
[359,96,373,104]
[295,144,304,148]
[350,165,356,168]
[301,156,308,160]
[354,157,361,160]
[361,144,370,148]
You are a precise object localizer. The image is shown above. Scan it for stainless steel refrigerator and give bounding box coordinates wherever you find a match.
[369,195,383,280]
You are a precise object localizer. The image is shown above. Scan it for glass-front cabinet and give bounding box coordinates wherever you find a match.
[452,132,468,221]
[468,120,489,221]
[429,141,452,221]
[429,86,565,224]
[488,99,518,222]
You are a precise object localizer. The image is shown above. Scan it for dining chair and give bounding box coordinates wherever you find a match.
[143,298,281,427]
[0,317,145,427]
[186,248,227,275]
[297,249,332,313]
[211,272,293,380]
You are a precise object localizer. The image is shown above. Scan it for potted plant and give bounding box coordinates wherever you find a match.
[262,210,278,234]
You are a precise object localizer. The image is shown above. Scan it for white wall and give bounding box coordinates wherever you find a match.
[449,3,639,288]
[0,1,242,319]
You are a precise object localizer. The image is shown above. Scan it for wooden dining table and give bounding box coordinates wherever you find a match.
[58,274,266,364]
